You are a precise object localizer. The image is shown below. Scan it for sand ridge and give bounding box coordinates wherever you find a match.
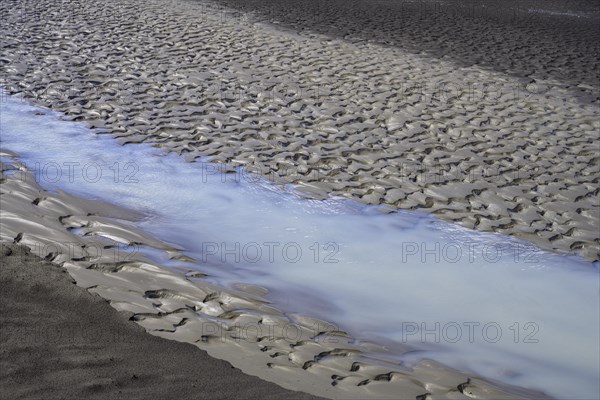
[0,149,552,399]
[1,0,599,260]
[213,0,600,94]
[0,243,323,400]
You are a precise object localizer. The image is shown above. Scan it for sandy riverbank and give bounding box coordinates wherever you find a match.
[0,243,324,400]
[1,0,598,260]
[1,0,598,397]
[0,146,551,399]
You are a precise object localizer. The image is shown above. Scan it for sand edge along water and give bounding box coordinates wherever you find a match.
[0,149,551,399]
[0,243,324,400]
[1,0,599,260]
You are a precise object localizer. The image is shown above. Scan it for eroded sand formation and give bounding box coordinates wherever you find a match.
[1,0,599,259]
[0,150,549,399]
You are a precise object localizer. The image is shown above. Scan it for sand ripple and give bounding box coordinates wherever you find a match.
[1,151,551,398]
[1,0,599,260]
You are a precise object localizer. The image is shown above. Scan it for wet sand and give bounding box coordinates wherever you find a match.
[0,0,598,397]
[0,243,321,400]
[0,0,598,260]
[215,0,600,93]
[0,150,548,398]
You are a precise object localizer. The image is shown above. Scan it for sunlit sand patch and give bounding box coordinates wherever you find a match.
[1,93,598,398]
[1,0,598,261]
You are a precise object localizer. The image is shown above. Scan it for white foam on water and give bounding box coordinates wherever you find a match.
[1,94,599,398]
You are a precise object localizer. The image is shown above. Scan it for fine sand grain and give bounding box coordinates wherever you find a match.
[215,0,600,94]
[1,0,599,398]
[0,243,323,400]
[0,151,548,399]
[1,0,598,260]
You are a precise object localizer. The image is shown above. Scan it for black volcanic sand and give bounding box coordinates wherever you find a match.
[0,243,321,400]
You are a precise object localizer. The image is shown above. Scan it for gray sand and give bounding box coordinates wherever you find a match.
[0,243,322,400]
[1,0,598,398]
[0,0,598,396]
[1,0,598,260]
[0,0,600,260]
[215,0,600,94]
[1,152,545,399]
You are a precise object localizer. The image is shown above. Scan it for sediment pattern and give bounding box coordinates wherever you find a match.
[0,151,548,399]
[216,0,600,92]
[1,0,598,260]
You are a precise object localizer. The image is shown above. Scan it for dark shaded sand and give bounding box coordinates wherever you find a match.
[0,0,600,260]
[2,0,598,260]
[0,243,321,400]
[0,153,550,399]
[216,0,600,92]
